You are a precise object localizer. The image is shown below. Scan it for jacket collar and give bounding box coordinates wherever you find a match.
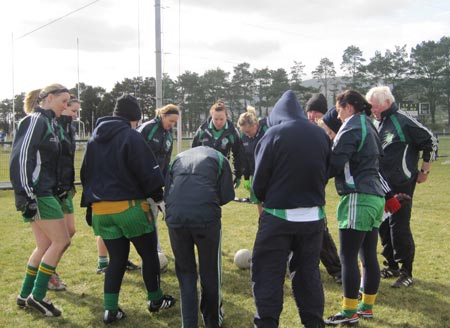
[380,102,398,120]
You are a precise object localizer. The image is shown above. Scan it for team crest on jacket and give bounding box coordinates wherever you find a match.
[382,133,395,149]
[165,140,171,150]
[221,138,229,149]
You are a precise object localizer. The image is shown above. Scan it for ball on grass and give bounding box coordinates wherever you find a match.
[158,252,169,273]
[234,249,252,269]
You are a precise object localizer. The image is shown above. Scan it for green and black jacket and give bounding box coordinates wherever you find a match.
[10,107,61,210]
[137,117,173,176]
[330,113,384,197]
[377,103,437,187]
[240,117,268,180]
[191,117,243,179]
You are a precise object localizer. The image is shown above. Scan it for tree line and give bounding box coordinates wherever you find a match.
[0,35,449,136]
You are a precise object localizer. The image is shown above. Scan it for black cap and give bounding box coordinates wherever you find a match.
[113,94,141,121]
[322,107,341,134]
[306,93,327,115]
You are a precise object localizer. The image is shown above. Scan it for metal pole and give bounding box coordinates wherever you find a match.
[176,0,182,154]
[77,37,81,138]
[11,33,15,137]
[155,0,162,109]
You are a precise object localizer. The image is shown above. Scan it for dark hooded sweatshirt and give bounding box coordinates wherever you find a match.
[80,116,164,206]
[252,90,331,212]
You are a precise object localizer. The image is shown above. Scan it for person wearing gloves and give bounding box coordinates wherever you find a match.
[251,90,331,328]
[319,106,410,301]
[237,106,268,215]
[10,84,71,317]
[366,86,437,288]
[137,104,180,254]
[192,100,243,188]
[324,90,385,326]
[80,94,175,324]
[164,146,235,328]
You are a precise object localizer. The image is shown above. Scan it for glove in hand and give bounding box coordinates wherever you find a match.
[385,196,401,214]
[22,198,38,219]
[56,187,69,201]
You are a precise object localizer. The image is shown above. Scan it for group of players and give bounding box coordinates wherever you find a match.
[9,83,437,327]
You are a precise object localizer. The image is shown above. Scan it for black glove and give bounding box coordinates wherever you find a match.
[55,187,69,201]
[85,206,92,226]
[22,198,38,219]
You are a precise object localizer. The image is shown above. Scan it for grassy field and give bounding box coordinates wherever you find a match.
[0,138,449,327]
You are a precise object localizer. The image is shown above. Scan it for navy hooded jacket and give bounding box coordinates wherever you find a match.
[252,90,331,209]
[80,116,164,206]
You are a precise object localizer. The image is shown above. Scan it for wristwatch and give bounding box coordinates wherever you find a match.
[420,168,430,175]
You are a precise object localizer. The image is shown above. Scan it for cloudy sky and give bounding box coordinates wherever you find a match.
[0,0,449,100]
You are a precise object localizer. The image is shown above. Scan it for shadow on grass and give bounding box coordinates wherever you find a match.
[374,278,450,328]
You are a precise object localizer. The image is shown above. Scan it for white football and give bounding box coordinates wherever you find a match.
[234,249,252,269]
[158,252,169,273]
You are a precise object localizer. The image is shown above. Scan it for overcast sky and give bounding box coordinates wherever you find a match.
[0,0,449,101]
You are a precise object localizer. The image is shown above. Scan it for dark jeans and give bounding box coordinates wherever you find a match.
[252,212,325,328]
[168,222,222,328]
[380,179,416,275]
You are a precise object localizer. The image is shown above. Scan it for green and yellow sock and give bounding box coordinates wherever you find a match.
[19,265,38,298]
[359,293,377,311]
[342,297,358,317]
[104,293,119,311]
[32,262,55,301]
[98,256,108,269]
[147,288,163,302]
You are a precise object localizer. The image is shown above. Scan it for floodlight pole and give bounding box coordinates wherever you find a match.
[155,0,162,109]
[11,33,16,137]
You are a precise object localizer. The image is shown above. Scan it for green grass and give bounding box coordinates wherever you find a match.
[0,138,450,327]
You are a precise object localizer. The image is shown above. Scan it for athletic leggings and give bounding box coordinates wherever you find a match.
[103,232,160,295]
[339,228,380,298]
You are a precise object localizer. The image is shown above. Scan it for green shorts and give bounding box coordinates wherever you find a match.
[58,190,75,214]
[337,193,385,231]
[23,196,64,223]
[92,199,154,240]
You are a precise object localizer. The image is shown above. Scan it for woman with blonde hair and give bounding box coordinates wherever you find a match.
[46,95,80,291]
[137,104,180,255]
[10,84,71,316]
[237,106,268,214]
[192,100,243,188]
[137,104,180,177]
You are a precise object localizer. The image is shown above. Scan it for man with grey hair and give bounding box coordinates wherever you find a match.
[365,86,437,288]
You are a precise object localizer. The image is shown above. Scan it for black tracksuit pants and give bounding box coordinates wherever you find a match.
[252,212,325,328]
[380,178,417,275]
[320,221,341,278]
[168,222,222,328]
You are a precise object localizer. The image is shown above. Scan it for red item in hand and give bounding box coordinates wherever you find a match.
[385,196,401,214]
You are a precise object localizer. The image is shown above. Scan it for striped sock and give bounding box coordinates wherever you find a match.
[32,262,56,301]
[359,293,377,311]
[104,293,119,311]
[342,297,358,317]
[19,265,38,298]
[98,256,108,269]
